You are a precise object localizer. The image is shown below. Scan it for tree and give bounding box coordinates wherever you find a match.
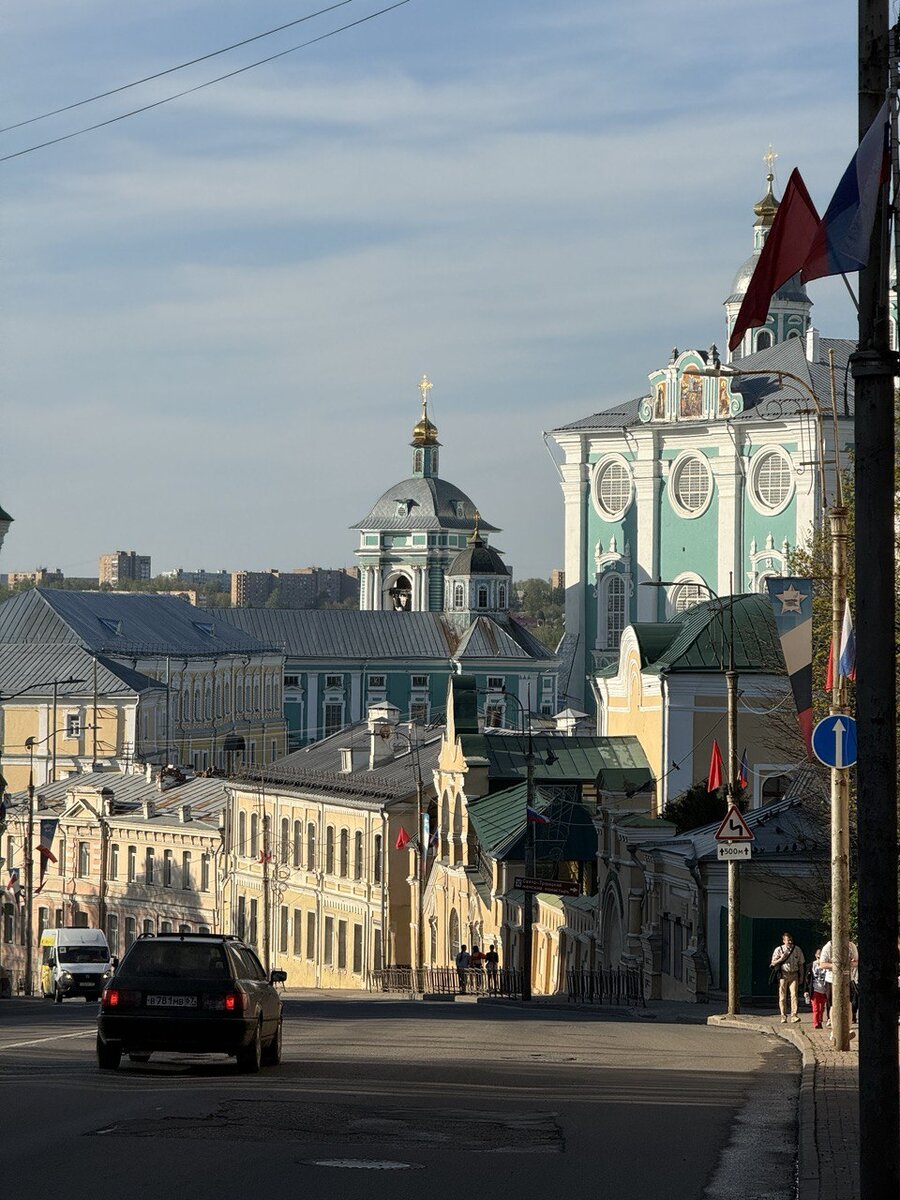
[663,780,730,834]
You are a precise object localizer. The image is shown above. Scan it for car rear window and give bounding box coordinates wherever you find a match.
[120,941,230,980]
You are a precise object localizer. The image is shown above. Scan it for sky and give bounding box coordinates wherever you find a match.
[0,1,865,582]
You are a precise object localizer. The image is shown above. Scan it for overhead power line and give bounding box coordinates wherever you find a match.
[0,0,360,135]
[0,0,411,165]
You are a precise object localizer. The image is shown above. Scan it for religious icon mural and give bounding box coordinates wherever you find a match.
[679,370,703,418]
[654,381,666,419]
[718,377,731,417]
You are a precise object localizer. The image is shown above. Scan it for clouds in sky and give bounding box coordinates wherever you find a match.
[0,0,859,579]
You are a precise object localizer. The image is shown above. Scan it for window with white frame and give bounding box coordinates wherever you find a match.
[324,702,343,738]
[325,674,343,689]
[453,582,465,608]
[603,574,627,650]
[498,584,507,609]
[593,456,634,519]
[670,453,712,516]
[751,448,793,512]
[410,675,428,689]
[65,713,82,739]
[671,581,707,613]
[78,842,90,878]
[487,676,504,691]
[368,674,386,689]
[477,584,488,608]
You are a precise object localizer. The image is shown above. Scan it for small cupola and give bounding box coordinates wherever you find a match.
[411,374,440,478]
[445,513,511,615]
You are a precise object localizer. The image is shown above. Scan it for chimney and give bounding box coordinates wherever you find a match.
[340,747,368,774]
[100,787,115,816]
[142,800,155,819]
[367,701,400,769]
[806,326,820,362]
[180,805,192,824]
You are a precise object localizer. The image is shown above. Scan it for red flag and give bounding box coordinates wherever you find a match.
[707,740,724,793]
[728,169,821,352]
[825,639,834,693]
[395,826,411,851]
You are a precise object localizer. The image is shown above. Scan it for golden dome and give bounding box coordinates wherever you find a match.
[753,173,779,228]
[412,374,439,445]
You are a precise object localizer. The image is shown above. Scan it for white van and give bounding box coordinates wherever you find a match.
[40,928,113,1003]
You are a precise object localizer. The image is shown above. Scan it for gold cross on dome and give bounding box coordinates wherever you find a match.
[763,144,777,179]
[418,374,433,413]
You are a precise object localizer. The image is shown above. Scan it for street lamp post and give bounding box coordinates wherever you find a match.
[643,578,741,1014]
[496,690,535,1003]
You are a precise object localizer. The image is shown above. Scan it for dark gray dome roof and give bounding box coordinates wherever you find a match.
[447,540,509,578]
[727,254,810,305]
[353,476,499,532]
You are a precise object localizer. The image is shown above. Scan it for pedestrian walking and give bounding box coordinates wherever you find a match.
[770,932,805,1023]
[819,937,859,1027]
[485,944,500,993]
[455,944,470,993]
[804,949,829,1029]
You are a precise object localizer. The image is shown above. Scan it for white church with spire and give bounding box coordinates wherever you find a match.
[549,162,855,709]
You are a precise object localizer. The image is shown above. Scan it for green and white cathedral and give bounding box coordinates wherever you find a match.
[550,170,854,710]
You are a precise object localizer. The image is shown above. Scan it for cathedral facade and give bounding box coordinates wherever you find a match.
[550,172,854,709]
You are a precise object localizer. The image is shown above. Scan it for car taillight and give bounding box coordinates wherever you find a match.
[101,986,140,1010]
[203,991,247,1013]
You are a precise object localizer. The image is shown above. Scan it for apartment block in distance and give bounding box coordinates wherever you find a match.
[231,567,358,609]
[99,550,152,586]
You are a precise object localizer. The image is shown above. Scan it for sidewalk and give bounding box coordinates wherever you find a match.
[709,1012,859,1200]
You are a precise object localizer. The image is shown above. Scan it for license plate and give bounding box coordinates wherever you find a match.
[146,994,198,1008]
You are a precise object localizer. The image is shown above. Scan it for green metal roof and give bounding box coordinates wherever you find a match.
[646,594,785,675]
[467,781,597,862]
[484,734,652,792]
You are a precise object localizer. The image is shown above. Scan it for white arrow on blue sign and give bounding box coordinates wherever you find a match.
[812,715,858,769]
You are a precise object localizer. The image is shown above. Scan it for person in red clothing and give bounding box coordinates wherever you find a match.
[804,948,829,1029]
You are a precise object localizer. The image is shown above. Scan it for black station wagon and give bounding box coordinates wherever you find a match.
[97,933,286,1072]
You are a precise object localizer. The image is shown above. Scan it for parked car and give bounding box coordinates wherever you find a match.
[97,933,286,1073]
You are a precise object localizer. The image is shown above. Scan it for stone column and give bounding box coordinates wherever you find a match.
[633,431,661,620]
[558,444,590,707]
[713,438,743,598]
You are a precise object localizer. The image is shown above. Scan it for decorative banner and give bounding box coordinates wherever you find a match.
[766,577,814,756]
[38,818,59,890]
[6,867,22,906]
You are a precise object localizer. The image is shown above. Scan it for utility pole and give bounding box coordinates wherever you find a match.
[828,503,852,1052]
[521,724,535,1003]
[24,748,35,996]
[261,807,271,973]
[855,4,899,1197]
[724,575,741,1018]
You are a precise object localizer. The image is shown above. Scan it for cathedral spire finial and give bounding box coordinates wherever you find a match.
[412,374,439,447]
[763,143,777,180]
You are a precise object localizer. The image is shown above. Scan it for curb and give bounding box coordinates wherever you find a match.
[709,1015,818,1200]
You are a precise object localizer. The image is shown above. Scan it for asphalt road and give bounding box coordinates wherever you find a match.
[0,995,799,1200]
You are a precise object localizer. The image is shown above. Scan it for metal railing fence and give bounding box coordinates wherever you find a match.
[565,965,645,1006]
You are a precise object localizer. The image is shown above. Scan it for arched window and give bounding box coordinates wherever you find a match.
[454,582,465,609]
[339,829,349,877]
[280,818,290,862]
[756,330,773,350]
[373,834,383,884]
[354,831,363,881]
[264,677,272,712]
[215,682,222,718]
[293,820,302,868]
[604,575,627,650]
[224,680,231,714]
[205,685,212,720]
[449,908,460,959]
[238,811,247,858]
[250,813,259,859]
[325,827,335,874]
[193,685,201,722]
[477,584,488,609]
[307,822,317,872]
[498,584,506,609]
[253,681,260,713]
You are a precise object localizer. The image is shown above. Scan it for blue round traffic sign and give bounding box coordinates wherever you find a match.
[812,715,857,769]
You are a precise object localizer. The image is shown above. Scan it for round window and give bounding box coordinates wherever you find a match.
[593,457,633,519]
[753,449,792,511]
[671,455,711,515]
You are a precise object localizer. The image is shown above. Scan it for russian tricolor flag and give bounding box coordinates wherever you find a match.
[527,806,551,825]
[826,601,857,690]
[802,100,891,281]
